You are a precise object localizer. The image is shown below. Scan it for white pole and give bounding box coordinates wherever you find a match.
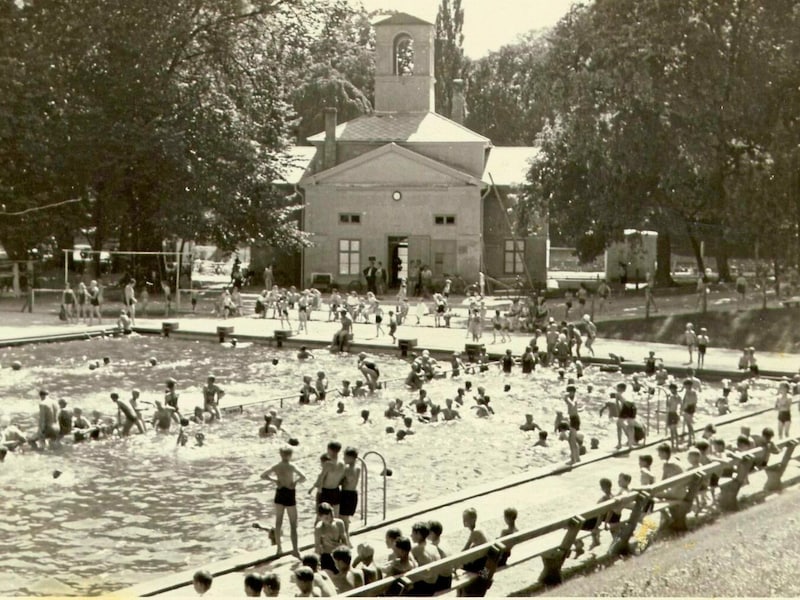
[64,249,69,285]
[175,241,181,312]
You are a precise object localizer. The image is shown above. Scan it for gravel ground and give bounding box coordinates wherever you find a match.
[542,486,800,597]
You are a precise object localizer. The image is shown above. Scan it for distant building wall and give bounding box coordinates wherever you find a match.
[303,184,482,287]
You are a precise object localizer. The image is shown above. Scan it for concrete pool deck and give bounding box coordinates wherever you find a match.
[124,313,800,378]
[1,314,797,383]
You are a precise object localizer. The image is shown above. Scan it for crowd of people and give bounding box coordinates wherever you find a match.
[0,367,226,457]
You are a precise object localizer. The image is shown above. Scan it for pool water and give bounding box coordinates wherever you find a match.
[0,336,776,596]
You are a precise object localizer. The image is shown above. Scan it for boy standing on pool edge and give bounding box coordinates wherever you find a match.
[260,446,307,558]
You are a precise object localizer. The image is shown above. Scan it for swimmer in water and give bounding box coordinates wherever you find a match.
[202,374,224,421]
[384,400,404,419]
[339,380,351,398]
[32,390,60,449]
[352,381,367,398]
[520,414,541,432]
[259,415,278,438]
[261,446,307,558]
[441,398,460,421]
[358,353,381,393]
[299,376,317,405]
[129,389,148,432]
[151,399,179,433]
[191,406,211,425]
[315,371,328,401]
[56,399,73,438]
[112,392,145,436]
[297,346,314,360]
[164,378,181,415]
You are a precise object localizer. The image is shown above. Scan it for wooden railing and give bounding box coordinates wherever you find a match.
[342,435,800,597]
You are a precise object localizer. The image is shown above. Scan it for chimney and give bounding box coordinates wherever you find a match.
[323,107,337,171]
[451,79,466,124]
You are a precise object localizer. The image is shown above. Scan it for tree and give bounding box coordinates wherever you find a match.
[0,0,330,268]
[465,31,551,145]
[522,0,800,285]
[290,1,375,142]
[434,0,466,118]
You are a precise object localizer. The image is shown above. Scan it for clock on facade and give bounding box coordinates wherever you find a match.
[392,191,402,201]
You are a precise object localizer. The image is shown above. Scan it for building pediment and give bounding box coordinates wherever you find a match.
[301,143,482,187]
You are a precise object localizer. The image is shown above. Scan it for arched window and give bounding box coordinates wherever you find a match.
[393,34,414,75]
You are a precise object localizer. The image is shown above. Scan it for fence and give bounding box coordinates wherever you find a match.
[342,434,800,597]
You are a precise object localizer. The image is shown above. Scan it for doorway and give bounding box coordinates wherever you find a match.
[388,236,408,287]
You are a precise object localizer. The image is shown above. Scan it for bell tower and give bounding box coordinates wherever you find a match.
[373,13,436,113]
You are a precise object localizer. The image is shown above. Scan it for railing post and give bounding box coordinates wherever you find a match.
[539,516,583,586]
[665,472,703,533]
[609,492,650,557]
[458,543,504,597]
[718,454,753,512]
[764,440,797,491]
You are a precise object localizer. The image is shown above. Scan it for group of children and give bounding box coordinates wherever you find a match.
[193,505,520,597]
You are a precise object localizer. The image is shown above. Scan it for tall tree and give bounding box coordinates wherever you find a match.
[434,0,466,118]
[0,0,328,266]
[291,1,375,142]
[465,31,551,145]
[522,0,800,284]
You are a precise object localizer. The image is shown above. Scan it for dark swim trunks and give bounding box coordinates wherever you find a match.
[684,404,696,415]
[339,489,358,517]
[667,412,680,426]
[274,486,296,507]
[319,487,341,506]
[779,410,791,423]
[569,414,581,430]
[619,401,636,420]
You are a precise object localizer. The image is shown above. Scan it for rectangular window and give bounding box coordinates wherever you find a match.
[504,239,525,274]
[338,239,360,275]
[434,215,456,225]
[339,213,361,224]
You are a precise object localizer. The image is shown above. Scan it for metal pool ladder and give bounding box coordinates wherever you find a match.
[357,450,389,526]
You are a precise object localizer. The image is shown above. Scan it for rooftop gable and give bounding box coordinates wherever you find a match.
[482,146,541,187]
[372,12,434,27]
[307,111,490,145]
[301,142,482,187]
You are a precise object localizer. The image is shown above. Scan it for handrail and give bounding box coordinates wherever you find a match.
[342,434,800,597]
[359,451,389,525]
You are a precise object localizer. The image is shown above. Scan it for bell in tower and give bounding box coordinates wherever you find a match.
[373,13,436,113]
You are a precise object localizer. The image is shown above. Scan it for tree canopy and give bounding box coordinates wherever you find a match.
[0,0,373,262]
[522,0,800,282]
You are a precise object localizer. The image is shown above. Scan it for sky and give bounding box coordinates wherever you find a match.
[357,0,580,58]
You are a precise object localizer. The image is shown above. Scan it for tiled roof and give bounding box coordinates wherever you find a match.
[273,146,316,185]
[373,13,434,27]
[482,146,540,187]
[307,112,490,144]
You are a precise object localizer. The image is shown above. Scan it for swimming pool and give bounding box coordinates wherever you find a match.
[0,336,774,596]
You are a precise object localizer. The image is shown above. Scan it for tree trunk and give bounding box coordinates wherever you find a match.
[715,241,731,282]
[686,223,705,277]
[654,228,674,287]
[92,193,105,279]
